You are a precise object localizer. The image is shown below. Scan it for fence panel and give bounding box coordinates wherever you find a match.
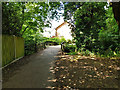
[2,35,24,66]
[2,35,15,66]
[15,36,24,59]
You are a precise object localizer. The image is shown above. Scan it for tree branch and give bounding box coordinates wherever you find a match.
[21,26,29,36]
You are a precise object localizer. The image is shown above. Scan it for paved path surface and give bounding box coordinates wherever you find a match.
[3,45,61,88]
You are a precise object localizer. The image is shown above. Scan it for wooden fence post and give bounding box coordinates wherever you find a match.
[13,35,16,59]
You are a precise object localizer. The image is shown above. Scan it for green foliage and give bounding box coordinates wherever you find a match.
[2,2,24,36]
[63,44,76,53]
[79,49,93,56]
[2,2,61,37]
[99,7,119,51]
[43,37,66,45]
[64,2,107,51]
[64,2,120,57]
[48,37,61,44]
[98,7,120,57]
[68,52,78,55]
[74,2,106,51]
[2,2,63,56]
[67,39,72,44]
[2,2,120,58]
[25,43,36,55]
[60,37,66,44]
[23,30,45,55]
[24,36,66,55]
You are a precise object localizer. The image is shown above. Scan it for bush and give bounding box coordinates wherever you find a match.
[67,39,72,44]
[78,48,91,56]
[60,37,66,44]
[99,48,120,57]
[68,52,78,55]
[115,48,120,57]
[63,44,76,53]
[45,37,66,45]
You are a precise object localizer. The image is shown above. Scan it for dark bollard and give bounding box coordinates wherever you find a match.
[35,43,37,52]
[61,41,64,51]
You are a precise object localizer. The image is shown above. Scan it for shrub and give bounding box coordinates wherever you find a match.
[68,52,78,55]
[78,48,95,56]
[60,37,66,44]
[63,44,76,53]
[67,39,72,44]
[45,37,66,45]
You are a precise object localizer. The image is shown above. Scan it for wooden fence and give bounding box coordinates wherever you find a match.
[2,35,24,66]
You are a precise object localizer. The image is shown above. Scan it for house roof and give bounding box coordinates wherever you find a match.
[55,21,67,31]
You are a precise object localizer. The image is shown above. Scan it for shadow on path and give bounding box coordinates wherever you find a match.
[53,54,120,89]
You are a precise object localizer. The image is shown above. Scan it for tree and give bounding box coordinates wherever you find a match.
[111,2,120,31]
[2,2,62,37]
[64,2,107,52]
[99,6,119,52]
[111,2,120,51]
[2,2,25,36]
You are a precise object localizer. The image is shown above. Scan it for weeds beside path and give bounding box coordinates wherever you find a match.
[53,52,120,89]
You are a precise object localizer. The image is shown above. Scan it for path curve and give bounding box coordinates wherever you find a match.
[3,45,61,88]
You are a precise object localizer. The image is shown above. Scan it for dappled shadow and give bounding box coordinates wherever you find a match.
[46,51,61,89]
[53,51,120,89]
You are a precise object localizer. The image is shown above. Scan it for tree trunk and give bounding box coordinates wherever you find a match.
[111,2,120,31]
[111,2,120,88]
[111,2,120,50]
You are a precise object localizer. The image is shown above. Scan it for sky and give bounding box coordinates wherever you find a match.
[42,16,64,37]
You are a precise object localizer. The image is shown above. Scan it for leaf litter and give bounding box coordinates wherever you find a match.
[53,52,120,89]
